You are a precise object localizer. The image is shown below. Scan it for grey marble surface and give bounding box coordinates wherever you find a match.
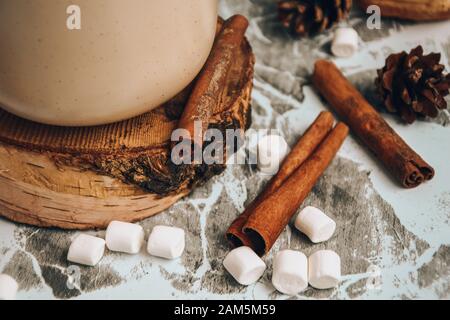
[0,0,449,299]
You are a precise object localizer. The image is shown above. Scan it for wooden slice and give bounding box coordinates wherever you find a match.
[0,27,254,230]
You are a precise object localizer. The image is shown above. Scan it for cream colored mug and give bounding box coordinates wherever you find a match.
[0,0,218,126]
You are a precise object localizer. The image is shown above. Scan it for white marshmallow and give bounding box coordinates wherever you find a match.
[106,221,145,254]
[272,250,308,295]
[223,246,266,286]
[0,274,18,300]
[67,234,106,266]
[308,250,341,289]
[147,225,185,259]
[295,206,336,243]
[257,134,289,175]
[331,27,359,58]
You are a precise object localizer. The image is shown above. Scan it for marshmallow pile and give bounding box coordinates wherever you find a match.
[1,220,186,299]
[223,247,341,295]
[67,221,185,267]
[66,206,339,296]
[223,206,341,295]
[273,249,341,294]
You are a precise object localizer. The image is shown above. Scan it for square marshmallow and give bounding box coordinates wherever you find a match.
[0,274,18,300]
[147,225,185,259]
[223,246,266,286]
[67,234,106,267]
[106,221,145,254]
[295,206,336,243]
[308,250,341,289]
[272,250,308,295]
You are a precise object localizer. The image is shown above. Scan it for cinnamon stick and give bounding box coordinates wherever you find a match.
[243,123,349,256]
[226,111,335,248]
[176,15,249,150]
[313,60,434,188]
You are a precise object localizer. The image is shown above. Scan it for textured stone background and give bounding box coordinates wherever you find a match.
[0,0,449,299]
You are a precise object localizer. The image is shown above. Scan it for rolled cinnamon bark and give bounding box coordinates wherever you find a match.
[226,111,335,248]
[176,15,249,149]
[243,123,349,256]
[313,60,434,188]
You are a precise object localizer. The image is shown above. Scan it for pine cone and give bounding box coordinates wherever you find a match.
[278,0,352,37]
[376,46,450,124]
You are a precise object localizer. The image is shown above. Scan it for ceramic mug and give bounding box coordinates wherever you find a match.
[0,0,218,126]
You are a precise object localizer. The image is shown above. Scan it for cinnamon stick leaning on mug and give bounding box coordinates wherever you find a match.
[243,122,349,256]
[176,15,249,153]
[226,111,335,248]
[313,60,434,188]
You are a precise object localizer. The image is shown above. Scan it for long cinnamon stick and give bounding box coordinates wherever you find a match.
[313,60,434,188]
[243,123,349,256]
[176,15,249,150]
[226,111,335,248]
